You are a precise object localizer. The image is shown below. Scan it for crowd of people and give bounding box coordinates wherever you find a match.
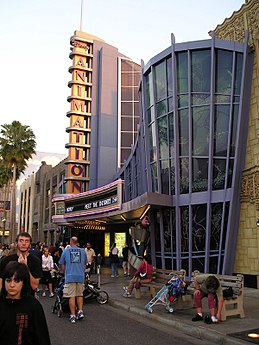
[0,233,101,343]
[0,229,225,344]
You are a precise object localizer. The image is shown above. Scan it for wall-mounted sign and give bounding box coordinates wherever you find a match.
[56,202,65,215]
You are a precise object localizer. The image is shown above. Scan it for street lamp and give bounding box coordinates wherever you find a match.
[1,216,6,244]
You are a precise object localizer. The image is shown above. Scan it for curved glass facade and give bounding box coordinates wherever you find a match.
[117,36,253,276]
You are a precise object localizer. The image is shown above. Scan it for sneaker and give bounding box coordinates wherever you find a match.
[204,315,212,324]
[123,292,132,298]
[77,310,84,320]
[211,316,218,323]
[42,292,46,297]
[49,292,54,298]
[192,314,203,322]
[111,275,115,278]
[69,315,76,323]
[116,275,119,277]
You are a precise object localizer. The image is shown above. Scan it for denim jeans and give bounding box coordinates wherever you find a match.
[111,262,118,276]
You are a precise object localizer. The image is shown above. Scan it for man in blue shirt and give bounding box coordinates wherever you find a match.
[60,237,88,323]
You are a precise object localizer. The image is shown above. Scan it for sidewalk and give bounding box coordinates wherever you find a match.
[94,267,259,345]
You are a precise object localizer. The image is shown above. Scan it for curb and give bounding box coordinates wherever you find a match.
[108,299,250,345]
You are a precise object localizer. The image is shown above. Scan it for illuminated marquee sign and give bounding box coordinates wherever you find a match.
[66,195,118,214]
[52,180,124,222]
[74,220,106,231]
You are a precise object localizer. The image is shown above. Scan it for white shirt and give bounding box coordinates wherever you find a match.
[42,254,54,271]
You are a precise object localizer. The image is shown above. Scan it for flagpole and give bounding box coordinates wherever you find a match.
[80,0,84,31]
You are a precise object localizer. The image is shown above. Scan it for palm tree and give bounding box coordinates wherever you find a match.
[0,159,13,243]
[0,121,36,242]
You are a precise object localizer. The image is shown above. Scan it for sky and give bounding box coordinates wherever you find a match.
[0,0,245,155]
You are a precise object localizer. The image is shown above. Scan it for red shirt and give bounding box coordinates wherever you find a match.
[134,261,153,279]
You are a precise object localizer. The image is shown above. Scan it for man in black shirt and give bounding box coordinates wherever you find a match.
[0,232,42,295]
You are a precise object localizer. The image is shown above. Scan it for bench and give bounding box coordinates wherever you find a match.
[136,268,186,298]
[188,271,245,321]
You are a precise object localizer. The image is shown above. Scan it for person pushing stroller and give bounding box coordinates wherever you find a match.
[59,237,88,323]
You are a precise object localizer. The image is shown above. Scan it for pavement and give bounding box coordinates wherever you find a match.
[93,267,259,345]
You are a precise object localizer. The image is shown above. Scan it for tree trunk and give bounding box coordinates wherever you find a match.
[10,163,17,243]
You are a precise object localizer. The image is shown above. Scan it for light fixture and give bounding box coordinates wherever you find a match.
[256,219,259,227]
[120,215,126,221]
[248,333,259,339]
[140,205,150,220]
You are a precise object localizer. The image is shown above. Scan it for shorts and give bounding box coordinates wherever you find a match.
[63,282,84,298]
[41,271,52,285]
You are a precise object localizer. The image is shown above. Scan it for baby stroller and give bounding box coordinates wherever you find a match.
[145,273,186,314]
[51,273,109,318]
[83,272,109,305]
[51,277,70,317]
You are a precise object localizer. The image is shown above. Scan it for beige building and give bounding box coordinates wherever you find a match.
[18,159,67,244]
[213,0,259,285]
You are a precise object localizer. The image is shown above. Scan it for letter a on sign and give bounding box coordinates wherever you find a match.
[76,57,85,67]
[73,117,83,127]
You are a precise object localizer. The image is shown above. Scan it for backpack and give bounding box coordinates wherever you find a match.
[168,278,186,301]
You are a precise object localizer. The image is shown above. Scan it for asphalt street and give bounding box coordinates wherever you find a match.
[40,294,216,345]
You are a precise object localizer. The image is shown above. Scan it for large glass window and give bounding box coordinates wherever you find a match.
[163,209,172,253]
[180,158,189,194]
[177,52,188,94]
[227,159,234,188]
[155,61,167,101]
[151,162,158,192]
[179,109,189,156]
[161,160,169,194]
[145,72,154,107]
[210,203,223,252]
[149,123,157,162]
[170,158,175,195]
[192,158,208,192]
[180,206,189,253]
[168,113,174,158]
[230,104,239,157]
[192,106,210,156]
[156,100,167,117]
[213,159,226,190]
[234,53,243,95]
[215,50,233,94]
[166,57,173,97]
[192,204,207,253]
[158,117,168,160]
[191,50,211,93]
[214,105,230,157]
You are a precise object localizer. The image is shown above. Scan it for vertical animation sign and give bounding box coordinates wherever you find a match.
[65,32,93,193]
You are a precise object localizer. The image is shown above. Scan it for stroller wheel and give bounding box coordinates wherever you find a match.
[96,291,109,304]
[57,307,63,318]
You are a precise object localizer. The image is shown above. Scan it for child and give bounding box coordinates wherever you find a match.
[0,261,51,344]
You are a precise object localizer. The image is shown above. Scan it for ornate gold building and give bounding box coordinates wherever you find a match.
[213,0,259,285]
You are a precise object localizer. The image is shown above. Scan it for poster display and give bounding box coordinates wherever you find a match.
[104,233,110,257]
[115,233,126,257]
